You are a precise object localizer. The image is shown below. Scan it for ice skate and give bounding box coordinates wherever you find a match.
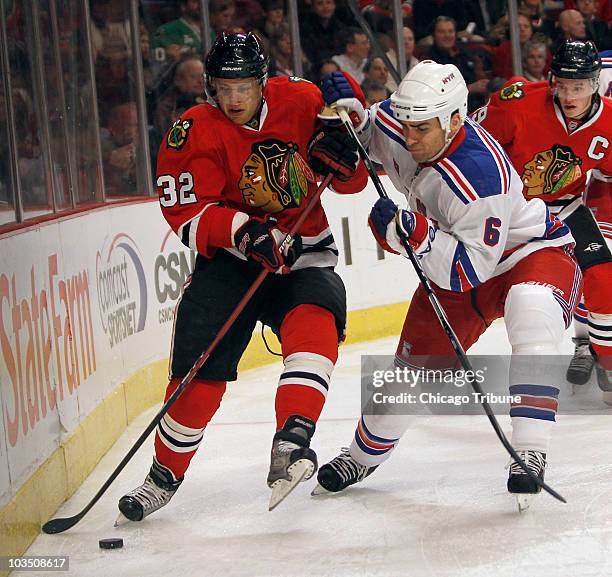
[566,338,595,385]
[116,458,183,524]
[312,448,378,495]
[267,415,318,511]
[596,363,612,405]
[507,450,546,513]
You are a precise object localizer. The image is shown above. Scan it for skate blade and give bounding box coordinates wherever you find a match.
[268,459,315,511]
[516,494,532,513]
[114,513,130,527]
[310,483,331,496]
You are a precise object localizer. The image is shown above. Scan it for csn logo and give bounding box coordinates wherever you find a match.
[155,229,195,324]
[96,233,148,348]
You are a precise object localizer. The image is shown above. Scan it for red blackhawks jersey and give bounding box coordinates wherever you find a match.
[156,76,367,269]
[473,81,612,216]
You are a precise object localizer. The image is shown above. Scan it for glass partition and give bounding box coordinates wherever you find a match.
[5,0,53,218]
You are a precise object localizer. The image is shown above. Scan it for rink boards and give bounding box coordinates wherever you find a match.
[0,176,417,560]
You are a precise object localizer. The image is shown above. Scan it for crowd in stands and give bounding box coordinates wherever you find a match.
[121,0,612,186]
[4,0,612,206]
[136,0,611,130]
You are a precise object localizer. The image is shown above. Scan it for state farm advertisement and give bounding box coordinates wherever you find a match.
[0,202,189,507]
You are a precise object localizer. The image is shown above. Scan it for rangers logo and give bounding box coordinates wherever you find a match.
[166,118,193,150]
[499,82,525,101]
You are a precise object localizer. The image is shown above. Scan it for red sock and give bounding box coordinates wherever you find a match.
[583,263,612,369]
[275,304,338,430]
[154,378,226,478]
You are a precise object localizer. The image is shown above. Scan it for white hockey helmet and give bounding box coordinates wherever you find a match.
[390,60,468,136]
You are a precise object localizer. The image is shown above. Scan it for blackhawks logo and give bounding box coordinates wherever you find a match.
[500,82,525,101]
[238,139,316,214]
[166,118,193,150]
[522,144,582,196]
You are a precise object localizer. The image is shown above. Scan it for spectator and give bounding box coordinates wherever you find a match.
[362,0,412,37]
[385,26,419,91]
[492,13,551,80]
[522,39,548,81]
[332,27,371,84]
[564,0,612,23]
[576,0,611,49]
[263,0,286,39]
[300,0,349,68]
[489,0,549,45]
[552,9,588,52]
[269,23,311,77]
[154,55,206,133]
[233,0,266,32]
[89,0,131,61]
[362,80,389,105]
[310,58,340,83]
[101,101,138,196]
[422,16,489,110]
[95,39,133,125]
[464,0,506,39]
[412,0,468,42]
[362,56,389,89]
[210,0,237,39]
[153,0,202,63]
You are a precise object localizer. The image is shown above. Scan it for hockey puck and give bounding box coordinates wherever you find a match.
[99,538,123,549]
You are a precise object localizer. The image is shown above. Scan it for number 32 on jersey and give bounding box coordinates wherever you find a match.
[158,172,197,207]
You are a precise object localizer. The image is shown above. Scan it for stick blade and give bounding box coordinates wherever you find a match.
[42,515,82,534]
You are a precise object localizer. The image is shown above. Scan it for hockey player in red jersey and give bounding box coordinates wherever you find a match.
[473,40,612,394]
[117,32,368,522]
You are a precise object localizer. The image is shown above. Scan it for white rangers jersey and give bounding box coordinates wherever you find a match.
[358,100,575,291]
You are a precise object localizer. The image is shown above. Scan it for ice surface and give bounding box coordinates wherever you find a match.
[14,321,612,577]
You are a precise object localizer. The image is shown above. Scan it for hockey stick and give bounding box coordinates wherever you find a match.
[337,107,566,504]
[42,173,335,534]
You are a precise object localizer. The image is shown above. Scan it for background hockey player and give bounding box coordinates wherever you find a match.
[570,49,612,387]
[117,32,368,522]
[472,40,612,396]
[313,62,580,506]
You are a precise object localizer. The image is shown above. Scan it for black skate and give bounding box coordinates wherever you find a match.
[596,363,612,405]
[566,337,595,385]
[117,458,183,523]
[312,448,378,495]
[507,450,546,512]
[267,415,318,511]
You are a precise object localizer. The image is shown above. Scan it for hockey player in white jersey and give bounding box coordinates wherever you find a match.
[314,62,581,508]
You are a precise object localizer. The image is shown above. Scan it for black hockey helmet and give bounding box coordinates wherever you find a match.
[205,32,268,99]
[550,39,601,80]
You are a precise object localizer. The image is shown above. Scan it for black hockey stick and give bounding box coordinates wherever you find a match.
[42,173,335,534]
[337,107,565,504]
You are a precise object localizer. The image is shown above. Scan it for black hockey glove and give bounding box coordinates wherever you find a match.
[307,129,359,182]
[234,217,303,272]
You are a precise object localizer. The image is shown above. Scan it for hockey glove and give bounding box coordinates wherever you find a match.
[319,72,367,130]
[234,217,302,272]
[368,198,430,255]
[308,129,359,182]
